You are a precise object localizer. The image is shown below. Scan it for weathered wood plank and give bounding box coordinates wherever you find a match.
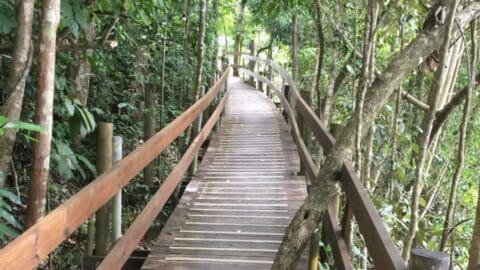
[142,77,307,269]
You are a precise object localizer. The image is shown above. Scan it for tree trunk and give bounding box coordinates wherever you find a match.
[438,40,472,251]
[402,0,460,260]
[73,20,95,106]
[25,0,61,227]
[211,0,220,82]
[321,43,337,125]
[314,0,324,117]
[233,0,247,76]
[248,39,256,86]
[188,0,207,175]
[0,0,35,187]
[94,122,113,255]
[355,0,378,171]
[181,0,192,108]
[467,20,480,270]
[266,36,274,98]
[291,14,299,82]
[468,184,480,269]
[144,83,156,185]
[271,4,480,268]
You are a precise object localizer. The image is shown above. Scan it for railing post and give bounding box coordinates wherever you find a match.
[95,122,113,256]
[242,56,246,82]
[248,41,255,86]
[215,82,225,132]
[111,136,123,242]
[282,84,290,122]
[409,249,450,270]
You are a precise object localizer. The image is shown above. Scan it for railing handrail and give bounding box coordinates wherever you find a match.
[0,67,231,270]
[98,80,230,269]
[238,55,407,270]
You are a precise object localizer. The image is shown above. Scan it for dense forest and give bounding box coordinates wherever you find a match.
[1,0,480,269]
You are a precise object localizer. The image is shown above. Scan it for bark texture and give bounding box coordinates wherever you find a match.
[233,0,247,76]
[291,14,299,82]
[271,4,480,269]
[439,20,477,252]
[313,0,324,117]
[402,1,460,260]
[0,0,35,187]
[25,0,61,227]
[144,83,156,185]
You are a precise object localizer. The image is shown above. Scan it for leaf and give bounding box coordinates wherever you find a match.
[0,200,12,211]
[3,121,46,133]
[0,116,7,126]
[65,98,75,116]
[77,155,97,176]
[72,1,89,29]
[0,208,22,229]
[412,143,420,154]
[0,3,15,34]
[60,0,79,38]
[0,223,18,238]
[58,158,74,180]
[0,189,22,206]
[346,64,355,75]
[55,141,75,157]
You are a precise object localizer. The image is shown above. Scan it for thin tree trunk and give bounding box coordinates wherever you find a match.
[25,0,61,227]
[181,0,192,108]
[467,22,480,270]
[211,0,219,82]
[468,190,480,270]
[188,0,207,174]
[440,18,476,252]
[73,20,95,106]
[314,0,324,117]
[271,4,480,269]
[355,0,378,171]
[144,83,156,185]
[389,18,405,185]
[402,0,460,260]
[233,0,247,76]
[192,0,208,115]
[0,0,35,187]
[267,36,274,98]
[94,122,113,255]
[321,44,337,125]
[291,14,299,82]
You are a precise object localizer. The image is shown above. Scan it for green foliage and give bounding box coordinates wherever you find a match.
[52,140,96,181]
[60,0,90,38]
[0,1,15,34]
[0,115,46,136]
[0,188,23,241]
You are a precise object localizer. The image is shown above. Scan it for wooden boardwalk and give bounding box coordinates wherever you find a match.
[142,78,308,269]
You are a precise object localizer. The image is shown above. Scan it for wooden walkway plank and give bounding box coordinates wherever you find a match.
[142,78,308,269]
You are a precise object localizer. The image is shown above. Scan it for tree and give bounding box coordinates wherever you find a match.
[25,0,61,227]
[0,0,35,187]
[233,0,247,76]
[403,0,460,259]
[271,3,480,268]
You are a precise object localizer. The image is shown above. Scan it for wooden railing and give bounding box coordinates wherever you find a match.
[237,54,408,270]
[0,67,231,269]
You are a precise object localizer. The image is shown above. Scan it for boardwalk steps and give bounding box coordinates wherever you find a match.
[142,78,309,269]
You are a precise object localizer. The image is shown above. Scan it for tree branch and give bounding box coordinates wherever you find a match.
[318,2,431,111]
[430,72,480,143]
